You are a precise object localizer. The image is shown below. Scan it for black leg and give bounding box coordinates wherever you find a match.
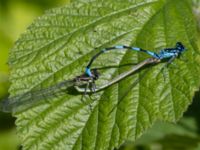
[82,80,95,112]
[81,82,90,104]
[161,68,167,82]
[160,56,177,81]
[166,56,177,66]
[88,94,94,112]
[91,80,96,93]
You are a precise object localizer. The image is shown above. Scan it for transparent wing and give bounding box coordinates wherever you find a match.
[0,79,75,113]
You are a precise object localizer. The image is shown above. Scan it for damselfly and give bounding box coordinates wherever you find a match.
[85,42,186,77]
[0,42,186,113]
[75,58,160,93]
[0,57,159,113]
[83,42,186,114]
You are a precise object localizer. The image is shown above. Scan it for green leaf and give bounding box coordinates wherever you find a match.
[8,0,200,149]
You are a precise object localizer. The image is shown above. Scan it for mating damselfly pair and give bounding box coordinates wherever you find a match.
[0,42,186,113]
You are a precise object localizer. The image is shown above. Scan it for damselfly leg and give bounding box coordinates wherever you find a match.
[76,69,100,111]
[160,56,178,81]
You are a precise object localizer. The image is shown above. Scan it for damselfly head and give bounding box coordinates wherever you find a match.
[176,42,185,52]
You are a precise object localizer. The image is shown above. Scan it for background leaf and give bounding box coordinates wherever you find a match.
[8,0,200,149]
[0,129,20,150]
